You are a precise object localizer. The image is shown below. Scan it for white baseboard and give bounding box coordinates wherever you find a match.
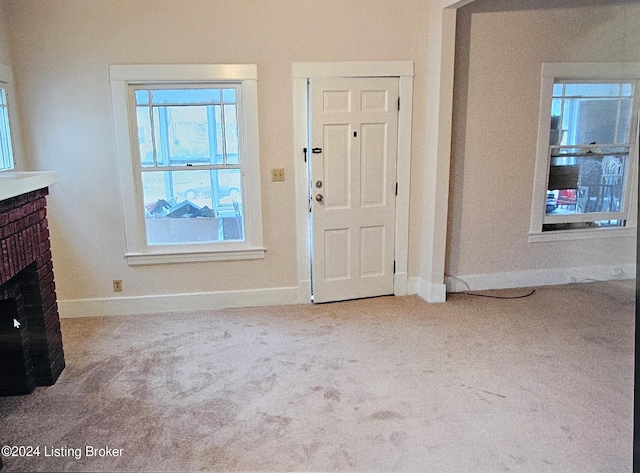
[61,264,626,317]
[393,272,415,296]
[445,263,636,293]
[59,277,418,317]
[58,286,303,318]
[416,278,447,303]
[406,277,419,295]
[297,279,312,303]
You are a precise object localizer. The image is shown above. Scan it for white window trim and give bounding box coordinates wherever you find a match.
[529,62,640,243]
[0,62,25,172]
[109,64,265,265]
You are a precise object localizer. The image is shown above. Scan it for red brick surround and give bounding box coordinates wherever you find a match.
[0,188,65,396]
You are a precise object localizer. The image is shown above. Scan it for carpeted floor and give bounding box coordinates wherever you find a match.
[0,281,635,472]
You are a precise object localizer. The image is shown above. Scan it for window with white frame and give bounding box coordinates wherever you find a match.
[530,63,639,241]
[110,65,264,265]
[0,63,16,171]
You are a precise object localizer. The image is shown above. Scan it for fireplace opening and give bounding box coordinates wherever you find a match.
[0,276,36,395]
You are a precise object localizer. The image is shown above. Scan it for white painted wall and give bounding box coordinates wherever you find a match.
[0,2,11,66]
[3,0,430,314]
[2,0,636,314]
[447,0,639,290]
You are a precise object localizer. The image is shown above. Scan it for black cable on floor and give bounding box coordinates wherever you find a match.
[459,289,536,299]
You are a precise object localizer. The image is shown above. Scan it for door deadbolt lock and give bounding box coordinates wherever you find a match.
[315,194,324,202]
[315,181,323,188]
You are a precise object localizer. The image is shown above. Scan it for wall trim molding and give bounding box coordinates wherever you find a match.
[59,279,422,318]
[58,264,628,317]
[406,277,419,296]
[445,264,636,293]
[292,61,414,78]
[58,286,303,318]
[292,61,414,303]
[416,278,447,303]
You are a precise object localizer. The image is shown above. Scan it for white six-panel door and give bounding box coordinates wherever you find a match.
[310,77,399,303]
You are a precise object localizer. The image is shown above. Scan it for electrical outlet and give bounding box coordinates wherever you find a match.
[271,168,285,182]
[113,280,123,292]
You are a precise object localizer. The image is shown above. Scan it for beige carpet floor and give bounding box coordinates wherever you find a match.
[0,281,635,472]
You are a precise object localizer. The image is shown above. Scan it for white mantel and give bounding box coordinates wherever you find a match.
[0,172,59,201]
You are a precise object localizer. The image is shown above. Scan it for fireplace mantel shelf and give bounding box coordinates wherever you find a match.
[0,171,59,201]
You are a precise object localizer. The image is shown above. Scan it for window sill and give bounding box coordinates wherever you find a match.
[125,247,266,266]
[529,226,636,243]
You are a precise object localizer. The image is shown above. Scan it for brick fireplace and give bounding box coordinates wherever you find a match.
[0,187,65,397]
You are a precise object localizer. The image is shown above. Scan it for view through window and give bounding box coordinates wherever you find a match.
[543,80,637,232]
[133,86,244,245]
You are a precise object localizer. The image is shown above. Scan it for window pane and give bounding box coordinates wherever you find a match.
[136,106,154,167]
[151,108,167,166]
[151,88,221,104]
[224,104,239,164]
[152,105,212,165]
[616,98,633,143]
[621,83,633,96]
[214,105,224,161]
[142,169,243,244]
[552,83,564,97]
[147,102,240,165]
[562,97,622,145]
[167,106,210,164]
[134,86,241,167]
[216,168,243,219]
[546,153,627,216]
[0,88,14,171]
[222,88,236,102]
[564,83,621,97]
[134,89,149,104]
[542,220,625,232]
[554,82,635,146]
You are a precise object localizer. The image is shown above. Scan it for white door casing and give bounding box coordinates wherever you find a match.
[292,61,414,304]
[310,77,399,303]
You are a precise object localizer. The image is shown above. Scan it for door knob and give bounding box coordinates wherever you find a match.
[315,194,324,202]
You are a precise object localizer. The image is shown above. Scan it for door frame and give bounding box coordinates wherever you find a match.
[293,61,414,302]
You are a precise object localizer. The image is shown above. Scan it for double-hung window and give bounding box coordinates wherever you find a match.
[110,65,264,265]
[530,63,639,241]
